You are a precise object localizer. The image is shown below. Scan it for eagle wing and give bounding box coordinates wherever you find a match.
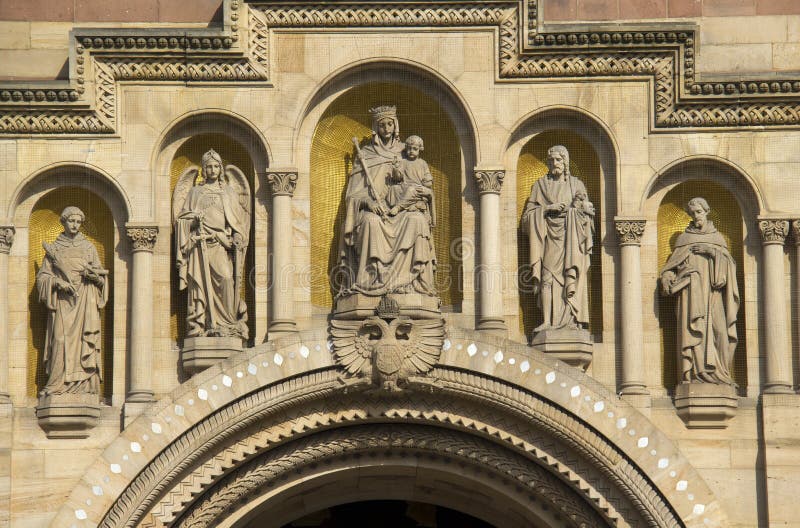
[403,318,445,374]
[172,167,200,223]
[330,319,373,376]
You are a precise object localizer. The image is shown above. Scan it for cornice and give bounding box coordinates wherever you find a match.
[1,0,798,135]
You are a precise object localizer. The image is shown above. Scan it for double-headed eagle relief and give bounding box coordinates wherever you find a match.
[331,106,445,390]
[173,149,251,341]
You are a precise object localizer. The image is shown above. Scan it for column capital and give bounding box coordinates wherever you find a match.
[0,225,15,254]
[474,169,504,195]
[614,217,646,246]
[790,219,800,246]
[125,224,159,252]
[758,218,789,245]
[266,169,298,197]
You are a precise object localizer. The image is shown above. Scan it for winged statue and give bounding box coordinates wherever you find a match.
[173,149,251,339]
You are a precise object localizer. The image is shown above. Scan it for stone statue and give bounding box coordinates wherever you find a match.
[521,145,594,333]
[36,206,108,396]
[173,149,251,340]
[660,197,739,385]
[338,106,436,299]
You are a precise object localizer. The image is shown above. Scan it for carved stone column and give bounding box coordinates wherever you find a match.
[0,226,14,404]
[759,219,792,393]
[614,218,648,396]
[792,220,800,389]
[126,224,158,403]
[474,169,507,334]
[267,170,298,338]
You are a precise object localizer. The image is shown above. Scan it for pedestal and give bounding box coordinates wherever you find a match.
[335,293,441,319]
[36,393,100,439]
[182,336,243,375]
[674,382,738,428]
[531,327,593,370]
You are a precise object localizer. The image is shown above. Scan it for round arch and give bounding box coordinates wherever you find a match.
[51,330,729,528]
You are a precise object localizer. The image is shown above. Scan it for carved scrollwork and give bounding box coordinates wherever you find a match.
[0,226,15,254]
[614,218,646,246]
[474,170,505,195]
[266,171,298,197]
[759,219,789,245]
[126,226,159,252]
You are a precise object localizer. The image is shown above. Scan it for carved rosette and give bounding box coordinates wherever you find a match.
[0,226,15,254]
[759,219,789,245]
[614,219,646,246]
[474,170,505,195]
[266,171,298,197]
[126,226,158,252]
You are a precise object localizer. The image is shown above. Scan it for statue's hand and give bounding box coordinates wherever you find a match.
[690,244,709,255]
[56,279,76,296]
[369,200,386,217]
[232,232,244,250]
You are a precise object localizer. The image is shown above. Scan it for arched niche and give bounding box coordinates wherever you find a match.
[8,164,129,404]
[307,75,474,312]
[507,108,618,342]
[649,159,758,395]
[27,188,115,399]
[154,112,271,347]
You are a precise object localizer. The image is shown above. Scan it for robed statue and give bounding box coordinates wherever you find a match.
[521,145,594,334]
[36,206,108,396]
[660,197,739,385]
[337,106,437,299]
[173,149,251,339]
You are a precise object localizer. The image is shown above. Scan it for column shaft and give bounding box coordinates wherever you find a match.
[475,170,507,333]
[760,220,792,393]
[0,226,13,403]
[615,219,647,395]
[126,225,157,402]
[267,171,298,337]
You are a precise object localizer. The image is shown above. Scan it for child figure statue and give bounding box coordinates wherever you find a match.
[388,135,436,227]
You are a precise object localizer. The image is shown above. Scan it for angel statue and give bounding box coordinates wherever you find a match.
[173,149,251,340]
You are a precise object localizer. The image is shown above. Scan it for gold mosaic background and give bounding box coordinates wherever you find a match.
[169,133,255,346]
[28,188,113,398]
[516,131,603,339]
[657,180,747,392]
[310,82,462,309]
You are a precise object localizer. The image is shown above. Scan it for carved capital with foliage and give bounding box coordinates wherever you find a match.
[791,219,800,246]
[126,225,158,252]
[266,171,298,197]
[0,226,15,254]
[474,170,505,195]
[614,218,646,246]
[759,219,789,245]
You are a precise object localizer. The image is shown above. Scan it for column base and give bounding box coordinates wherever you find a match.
[268,319,299,340]
[674,382,738,429]
[36,393,100,439]
[620,383,649,396]
[0,393,10,404]
[476,318,507,336]
[125,390,154,403]
[763,383,794,394]
[182,336,243,376]
[531,327,593,370]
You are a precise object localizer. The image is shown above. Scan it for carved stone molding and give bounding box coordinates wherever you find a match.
[1,0,800,134]
[266,170,298,197]
[759,219,789,245]
[614,218,646,246]
[474,169,505,195]
[126,225,159,252]
[0,226,15,254]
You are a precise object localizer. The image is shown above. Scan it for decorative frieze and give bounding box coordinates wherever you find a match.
[759,219,789,245]
[0,226,15,254]
[266,171,298,197]
[474,170,505,195]
[614,218,646,246]
[126,225,158,252]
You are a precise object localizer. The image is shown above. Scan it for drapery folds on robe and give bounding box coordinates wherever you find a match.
[522,175,594,329]
[339,135,436,297]
[176,182,250,338]
[660,223,739,385]
[36,233,108,396]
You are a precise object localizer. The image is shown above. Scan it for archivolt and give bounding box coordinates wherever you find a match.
[100,366,681,528]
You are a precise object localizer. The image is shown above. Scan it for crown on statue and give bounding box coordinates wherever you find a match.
[376,296,401,318]
[369,105,397,122]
